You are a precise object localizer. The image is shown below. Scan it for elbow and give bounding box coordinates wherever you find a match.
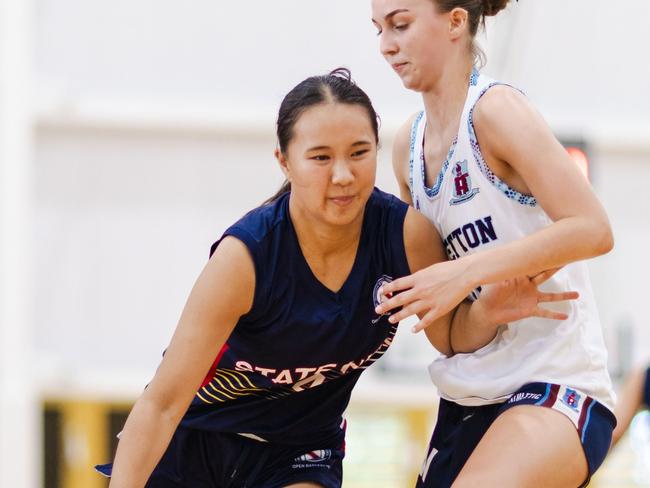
[594,219,614,256]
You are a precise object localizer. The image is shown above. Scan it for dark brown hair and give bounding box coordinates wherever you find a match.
[433,0,512,65]
[264,68,380,205]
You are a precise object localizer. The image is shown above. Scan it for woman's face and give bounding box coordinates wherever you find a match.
[278,102,377,228]
[371,0,451,92]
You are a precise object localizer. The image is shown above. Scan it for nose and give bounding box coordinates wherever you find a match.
[331,158,354,186]
[379,31,398,58]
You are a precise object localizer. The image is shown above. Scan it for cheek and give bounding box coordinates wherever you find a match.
[357,159,377,188]
[290,164,329,197]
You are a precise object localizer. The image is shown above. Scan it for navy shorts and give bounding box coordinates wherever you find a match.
[643,368,650,408]
[417,382,616,488]
[96,426,345,487]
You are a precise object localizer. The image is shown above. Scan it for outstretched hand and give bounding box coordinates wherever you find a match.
[374,259,476,332]
[475,268,579,327]
[374,263,578,333]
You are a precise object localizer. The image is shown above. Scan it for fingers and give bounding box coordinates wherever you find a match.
[531,267,562,285]
[387,301,428,324]
[412,308,441,333]
[537,291,579,303]
[378,276,414,297]
[375,286,415,315]
[533,306,569,321]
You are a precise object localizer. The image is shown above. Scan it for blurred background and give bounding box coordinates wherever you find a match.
[1,0,649,486]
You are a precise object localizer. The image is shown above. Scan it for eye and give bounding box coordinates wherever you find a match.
[352,149,371,158]
[394,23,408,31]
[310,155,330,162]
[375,28,383,36]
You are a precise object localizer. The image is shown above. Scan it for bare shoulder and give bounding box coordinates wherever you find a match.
[392,112,420,175]
[473,84,537,131]
[473,84,553,160]
[205,235,256,316]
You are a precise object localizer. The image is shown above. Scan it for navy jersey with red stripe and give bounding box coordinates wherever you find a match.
[179,188,410,445]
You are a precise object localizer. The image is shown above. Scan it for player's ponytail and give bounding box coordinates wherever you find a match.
[481,0,510,16]
[432,0,514,66]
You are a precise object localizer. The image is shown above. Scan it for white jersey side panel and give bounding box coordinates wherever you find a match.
[409,71,615,411]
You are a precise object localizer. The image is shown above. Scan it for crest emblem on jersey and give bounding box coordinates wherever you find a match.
[295,449,332,463]
[372,274,393,324]
[449,160,480,205]
[561,388,581,412]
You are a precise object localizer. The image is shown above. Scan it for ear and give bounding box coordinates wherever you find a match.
[275,148,291,181]
[448,7,469,40]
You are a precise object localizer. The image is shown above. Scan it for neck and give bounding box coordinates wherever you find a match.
[421,57,474,133]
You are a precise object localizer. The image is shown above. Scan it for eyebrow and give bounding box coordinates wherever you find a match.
[306,141,373,152]
[371,8,410,24]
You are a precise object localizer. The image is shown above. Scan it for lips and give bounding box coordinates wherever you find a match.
[329,195,356,207]
[392,62,408,73]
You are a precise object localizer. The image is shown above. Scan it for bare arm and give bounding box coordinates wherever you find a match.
[401,209,578,355]
[396,112,577,354]
[612,366,649,447]
[109,237,254,488]
[378,87,613,331]
[391,115,417,205]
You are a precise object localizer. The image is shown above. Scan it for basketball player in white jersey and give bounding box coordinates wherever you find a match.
[371,1,616,487]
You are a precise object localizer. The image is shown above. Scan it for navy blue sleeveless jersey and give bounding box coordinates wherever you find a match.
[179,188,410,446]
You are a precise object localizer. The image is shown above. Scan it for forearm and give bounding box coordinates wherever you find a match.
[463,217,613,290]
[109,395,182,488]
[422,310,454,356]
[448,299,500,354]
[423,299,500,355]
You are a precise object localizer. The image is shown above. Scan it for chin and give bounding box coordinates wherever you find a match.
[402,76,426,93]
[327,206,364,227]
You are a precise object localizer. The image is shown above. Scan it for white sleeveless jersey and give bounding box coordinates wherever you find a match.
[409,71,615,411]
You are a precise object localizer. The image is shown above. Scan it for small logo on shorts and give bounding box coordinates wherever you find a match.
[295,450,332,463]
[371,275,393,324]
[449,160,479,205]
[562,388,581,412]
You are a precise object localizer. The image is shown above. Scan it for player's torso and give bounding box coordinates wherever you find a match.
[408,72,614,409]
[183,190,410,442]
[409,73,548,262]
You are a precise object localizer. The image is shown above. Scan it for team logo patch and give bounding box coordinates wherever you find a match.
[449,160,480,205]
[372,275,393,324]
[295,449,332,463]
[561,388,581,412]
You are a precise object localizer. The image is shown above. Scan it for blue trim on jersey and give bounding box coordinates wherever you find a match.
[581,400,596,443]
[535,383,552,405]
[467,82,538,207]
[409,110,458,201]
[470,68,480,87]
[409,111,424,205]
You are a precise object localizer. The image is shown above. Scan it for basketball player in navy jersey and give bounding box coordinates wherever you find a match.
[372,1,616,486]
[101,69,576,488]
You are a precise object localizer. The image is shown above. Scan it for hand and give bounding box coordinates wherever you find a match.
[476,268,579,327]
[374,259,476,332]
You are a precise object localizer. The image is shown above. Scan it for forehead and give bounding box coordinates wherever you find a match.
[290,102,375,146]
[371,0,428,19]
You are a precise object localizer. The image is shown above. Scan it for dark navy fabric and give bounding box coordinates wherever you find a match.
[142,426,345,488]
[179,187,410,447]
[417,382,616,488]
[644,367,650,408]
[97,425,345,487]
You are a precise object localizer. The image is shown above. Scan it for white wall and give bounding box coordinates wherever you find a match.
[0,3,644,485]
[26,0,650,393]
